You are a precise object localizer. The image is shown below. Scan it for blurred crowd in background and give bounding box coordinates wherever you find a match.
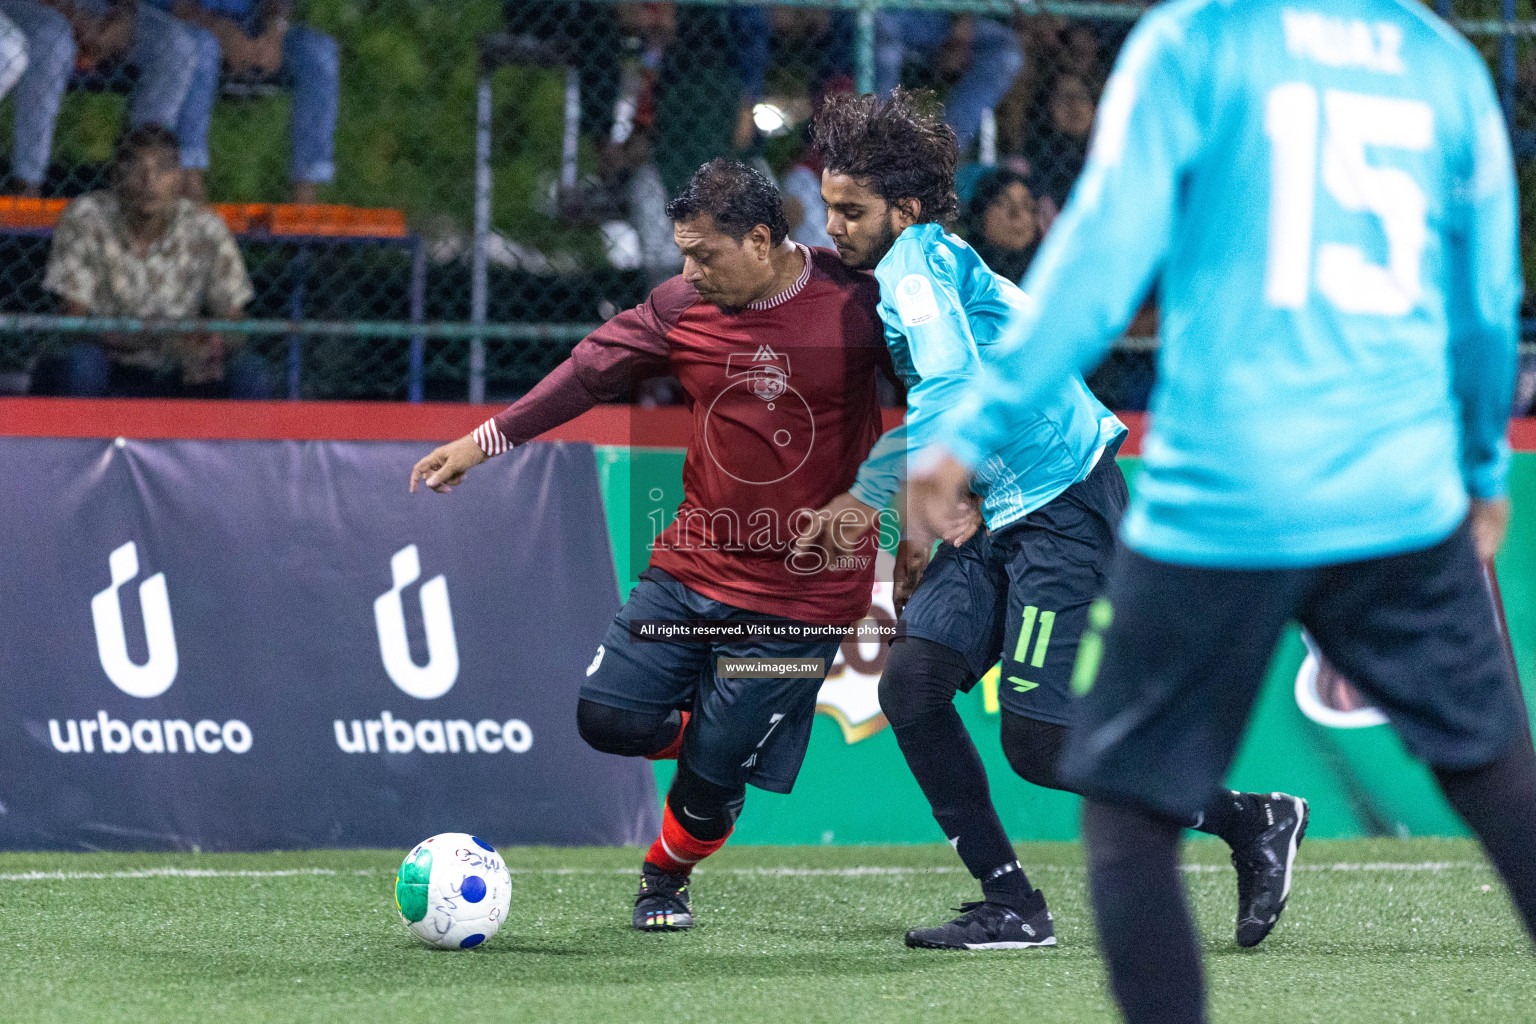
[0,0,1529,409]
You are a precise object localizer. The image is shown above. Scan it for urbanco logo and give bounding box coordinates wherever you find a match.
[374,544,459,700]
[91,541,178,698]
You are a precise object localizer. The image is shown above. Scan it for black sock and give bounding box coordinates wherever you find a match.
[881,639,1041,912]
[1434,733,1536,943]
[889,708,1039,911]
[1084,800,1206,1024]
[1191,789,1267,845]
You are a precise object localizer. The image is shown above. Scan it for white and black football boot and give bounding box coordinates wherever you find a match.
[1231,792,1309,947]
[904,899,1056,950]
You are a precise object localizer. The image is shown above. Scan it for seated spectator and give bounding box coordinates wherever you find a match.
[1022,73,1095,207]
[0,12,25,103]
[0,1,210,196]
[963,168,1042,283]
[876,12,1024,155]
[160,0,338,203]
[31,124,272,398]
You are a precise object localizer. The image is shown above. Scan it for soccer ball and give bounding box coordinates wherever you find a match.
[394,832,512,949]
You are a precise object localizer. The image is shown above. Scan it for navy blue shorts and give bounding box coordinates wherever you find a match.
[1061,521,1527,823]
[899,444,1128,725]
[578,569,842,794]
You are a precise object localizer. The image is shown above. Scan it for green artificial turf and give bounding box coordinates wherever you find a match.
[0,839,1529,1023]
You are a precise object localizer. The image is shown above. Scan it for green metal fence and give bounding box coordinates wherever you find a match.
[1,0,1534,408]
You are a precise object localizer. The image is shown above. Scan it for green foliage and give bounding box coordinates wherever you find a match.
[196,0,570,241]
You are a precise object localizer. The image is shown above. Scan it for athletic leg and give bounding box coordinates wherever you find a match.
[1084,801,1206,1024]
[1302,522,1536,945]
[881,638,1042,916]
[634,758,746,931]
[1433,732,1536,941]
[1062,549,1302,1024]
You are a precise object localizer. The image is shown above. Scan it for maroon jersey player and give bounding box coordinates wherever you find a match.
[410,160,890,932]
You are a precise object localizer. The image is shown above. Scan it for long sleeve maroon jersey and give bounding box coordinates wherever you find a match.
[477,245,888,626]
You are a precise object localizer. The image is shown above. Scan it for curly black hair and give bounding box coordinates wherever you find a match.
[811,89,959,224]
[665,158,789,245]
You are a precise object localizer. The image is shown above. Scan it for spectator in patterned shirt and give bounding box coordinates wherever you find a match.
[31,124,273,398]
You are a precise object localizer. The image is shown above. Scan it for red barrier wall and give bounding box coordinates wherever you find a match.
[7,398,1536,455]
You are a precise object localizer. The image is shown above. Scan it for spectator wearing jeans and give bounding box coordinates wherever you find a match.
[33,124,271,398]
[159,0,338,203]
[0,1,209,195]
[0,12,25,102]
[876,12,1023,154]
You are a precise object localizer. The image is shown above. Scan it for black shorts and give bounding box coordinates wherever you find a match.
[899,442,1128,725]
[1060,520,1526,822]
[578,569,841,794]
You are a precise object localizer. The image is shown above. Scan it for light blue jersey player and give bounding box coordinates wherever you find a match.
[909,2,1536,1020]
[847,222,1124,530]
[803,90,1302,956]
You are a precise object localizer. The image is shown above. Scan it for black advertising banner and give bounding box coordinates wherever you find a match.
[0,438,659,850]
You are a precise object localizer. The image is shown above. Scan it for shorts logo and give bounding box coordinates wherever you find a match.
[586,645,605,677]
[374,545,459,700]
[91,542,178,699]
[894,274,940,326]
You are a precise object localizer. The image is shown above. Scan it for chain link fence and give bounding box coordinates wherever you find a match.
[0,0,1533,408]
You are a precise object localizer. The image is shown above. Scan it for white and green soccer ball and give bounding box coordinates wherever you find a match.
[394,832,512,949]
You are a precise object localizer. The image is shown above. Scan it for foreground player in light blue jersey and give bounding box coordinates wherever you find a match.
[796,90,1305,953]
[909,1,1536,1020]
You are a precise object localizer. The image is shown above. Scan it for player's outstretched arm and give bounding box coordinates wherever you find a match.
[406,285,677,498]
[410,435,488,494]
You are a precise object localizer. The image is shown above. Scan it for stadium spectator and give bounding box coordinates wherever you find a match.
[731,6,852,152]
[0,0,209,197]
[781,128,832,250]
[159,0,338,203]
[962,168,1042,283]
[1022,73,1095,207]
[875,12,1024,155]
[31,124,271,398]
[0,13,25,103]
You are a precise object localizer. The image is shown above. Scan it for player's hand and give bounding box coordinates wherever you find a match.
[908,452,982,548]
[794,491,880,560]
[410,435,487,494]
[892,539,931,618]
[1470,497,1511,562]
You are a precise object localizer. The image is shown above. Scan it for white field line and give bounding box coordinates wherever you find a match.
[0,861,1492,882]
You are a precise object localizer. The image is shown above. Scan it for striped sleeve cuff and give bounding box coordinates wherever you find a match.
[472,419,512,457]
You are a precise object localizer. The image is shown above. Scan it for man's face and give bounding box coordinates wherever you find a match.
[115,146,181,220]
[821,171,900,271]
[674,215,773,310]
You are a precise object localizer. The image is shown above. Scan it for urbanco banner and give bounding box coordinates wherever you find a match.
[0,438,658,851]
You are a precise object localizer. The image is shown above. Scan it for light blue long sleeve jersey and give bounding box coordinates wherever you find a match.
[849,223,1125,529]
[938,0,1521,568]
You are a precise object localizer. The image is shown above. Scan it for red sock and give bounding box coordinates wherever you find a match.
[644,804,731,875]
[644,710,690,760]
